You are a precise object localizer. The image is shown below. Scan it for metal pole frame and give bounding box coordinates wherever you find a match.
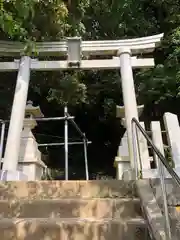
[64,105,68,180]
[1,107,90,181]
[66,112,90,180]
[3,116,74,123]
[66,113,84,138]
[38,141,92,147]
[83,134,89,180]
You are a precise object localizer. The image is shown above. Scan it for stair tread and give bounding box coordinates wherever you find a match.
[0,197,140,202]
[0,180,136,200]
[0,217,145,223]
[0,197,141,219]
[0,217,147,240]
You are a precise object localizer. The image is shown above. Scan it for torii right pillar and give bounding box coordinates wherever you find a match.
[117,48,139,177]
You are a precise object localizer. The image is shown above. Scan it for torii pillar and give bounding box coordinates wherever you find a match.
[1,56,31,180]
[117,48,139,171]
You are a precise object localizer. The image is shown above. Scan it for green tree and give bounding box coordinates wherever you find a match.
[0,0,180,177]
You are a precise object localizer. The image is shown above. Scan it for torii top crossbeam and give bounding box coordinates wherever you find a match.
[0,33,163,57]
[0,34,164,71]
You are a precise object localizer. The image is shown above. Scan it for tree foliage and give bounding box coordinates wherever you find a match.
[0,0,180,176]
[0,0,69,41]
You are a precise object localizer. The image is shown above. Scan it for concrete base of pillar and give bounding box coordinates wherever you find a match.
[0,170,28,180]
[114,156,131,180]
[122,169,137,180]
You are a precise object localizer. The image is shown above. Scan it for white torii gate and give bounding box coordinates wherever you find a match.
[0,34,163,180]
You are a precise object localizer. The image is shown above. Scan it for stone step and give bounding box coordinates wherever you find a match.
[0,180,136,200]
[165,207,180,239]
[0,217,147,240]
[150,179,180,206]
[0,198,141,219]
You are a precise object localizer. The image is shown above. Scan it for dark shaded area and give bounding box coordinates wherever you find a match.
[31,96,123,180]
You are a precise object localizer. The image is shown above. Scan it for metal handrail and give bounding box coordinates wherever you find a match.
[132,118,180,187]
[132,117,180,240]
[0,120,5,164]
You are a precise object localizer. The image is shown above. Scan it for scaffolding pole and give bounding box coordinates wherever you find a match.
[66,112,90,180]
[38,141,92,147]
[66,113,85,139]
[3,116,74,123]
[64,106,68,180]
[83,135,89,180]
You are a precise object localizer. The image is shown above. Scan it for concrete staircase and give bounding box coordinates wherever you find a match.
[0,180,150,240]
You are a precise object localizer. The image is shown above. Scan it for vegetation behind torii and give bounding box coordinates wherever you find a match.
[0,0,180,178]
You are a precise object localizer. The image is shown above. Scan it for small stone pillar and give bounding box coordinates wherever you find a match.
[18,101,46,180]
[114,105,144,180]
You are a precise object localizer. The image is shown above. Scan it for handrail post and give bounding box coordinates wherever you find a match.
[157,158,172,240]
[132,122,140,179]
[132,122,143,179]
[151,121,171,240]
[0,121,5,165]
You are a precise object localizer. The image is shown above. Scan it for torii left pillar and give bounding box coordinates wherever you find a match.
[1,56,31,180]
